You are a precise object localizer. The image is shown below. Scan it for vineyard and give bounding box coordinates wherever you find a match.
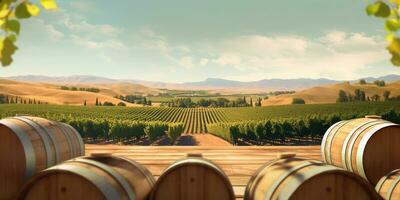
[0,101,400,145]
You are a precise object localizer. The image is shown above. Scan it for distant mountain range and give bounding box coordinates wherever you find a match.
[4,74,400,92]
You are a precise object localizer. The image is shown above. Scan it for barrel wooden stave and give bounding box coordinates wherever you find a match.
[150,157,235,200]
[0,116,84,200]
[322,117,400,185]
[245,157,380,200]
[19,155,155,200]
[376,169,400,200]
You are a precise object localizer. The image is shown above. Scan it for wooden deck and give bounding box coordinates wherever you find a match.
[85,145,321,200]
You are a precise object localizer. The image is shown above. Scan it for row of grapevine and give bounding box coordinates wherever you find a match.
[0,102,399,138]
[208,109,400,144]
[67,118,184,143]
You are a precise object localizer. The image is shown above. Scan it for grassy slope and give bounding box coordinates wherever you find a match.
[262,81,400,106]
[0,79,156,106]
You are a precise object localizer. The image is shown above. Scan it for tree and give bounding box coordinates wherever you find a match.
[95,98,99,106]
[360,91,366,101]
[337,90,349,103]
[374,80,386,87]
[292,98,306,104]
[249,98,253,107]
[354,89,362,101]
[366,0,400,66]
[103,101,115,106]
[359,79,367,85]
[0,94,6,104]
[371,94,381,101]
[0,0,58,66]
[383,90,391,101]
[84,100,87,106]
[117,102,126,106]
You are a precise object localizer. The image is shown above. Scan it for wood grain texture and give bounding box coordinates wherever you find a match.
[86,144,321,199]
[18,155,155,200]
[0,116,84,200]
[376,169,400,200]
[244,157,379,200]
[322,117,400,185]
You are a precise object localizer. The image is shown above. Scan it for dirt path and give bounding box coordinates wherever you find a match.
[175,133,232,146]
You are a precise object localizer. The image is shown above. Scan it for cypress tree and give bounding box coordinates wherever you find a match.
[95,98,99,106]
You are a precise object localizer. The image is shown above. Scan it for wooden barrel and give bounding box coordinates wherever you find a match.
[376,169,400,200]
[321,116,400,185]
[150,155,235,200]
[244,154,380,200]
[18,154,155,200]
[0,116,85,200]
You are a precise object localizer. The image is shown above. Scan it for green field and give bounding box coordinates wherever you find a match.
[0,102,399,144]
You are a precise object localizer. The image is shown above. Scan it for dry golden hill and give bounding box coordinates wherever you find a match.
[0,79,156,106]
[262,81,400,106]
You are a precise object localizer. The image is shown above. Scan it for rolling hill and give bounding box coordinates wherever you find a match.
[262,81,400,106]
[0,79,158,106]
[7,74,400,92]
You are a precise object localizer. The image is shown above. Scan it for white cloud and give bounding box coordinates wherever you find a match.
[71,35,125,50]
[207,31,387,79]
[176,56,194,68]
[23,19,64,41]
[199,58,209,66]
[63,16,122,37]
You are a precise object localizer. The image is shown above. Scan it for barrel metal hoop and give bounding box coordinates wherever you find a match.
[244,158,281,199]
[57,123,75,158]
[277,165,340,200]
[46,164,121,200]
[118,156,156,186]
[375,169,400,193]
[0,119,36,180]
[342,120,384,172]
[64,123,85,156]
[14,117,56,168]
[72,158,136,200]
[321,121,343,163]
[263,161,315,200]
[356,123,399,180]
[19,116,61,163]
[326,120,351,164]
[386,173,400,200]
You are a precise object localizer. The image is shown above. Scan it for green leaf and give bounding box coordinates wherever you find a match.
[0,37,18,66]
[5,20,20,35]
[366,1,391,18]
[366,2,380,16]
[40,0,57,10]
[8,34,17,43]
[15,3,31,19]
[26,3,40,16]
[385,19,400,31]
[387,38,400,66]
[0,3,9,18]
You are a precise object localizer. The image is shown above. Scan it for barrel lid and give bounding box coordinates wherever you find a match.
[365,115,382,119]
[90,153,112,157]
[277,152,296,159]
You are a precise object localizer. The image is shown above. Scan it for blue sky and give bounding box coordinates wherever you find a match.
[2,0,399,82]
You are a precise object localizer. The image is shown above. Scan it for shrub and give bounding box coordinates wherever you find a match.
[117,102,126,107]
[292,98,305,104]
[103,101,115,106]
[166,123,184,142]
[144,122,168,141]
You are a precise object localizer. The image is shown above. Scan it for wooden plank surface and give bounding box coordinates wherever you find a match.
[85,144,321,199]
